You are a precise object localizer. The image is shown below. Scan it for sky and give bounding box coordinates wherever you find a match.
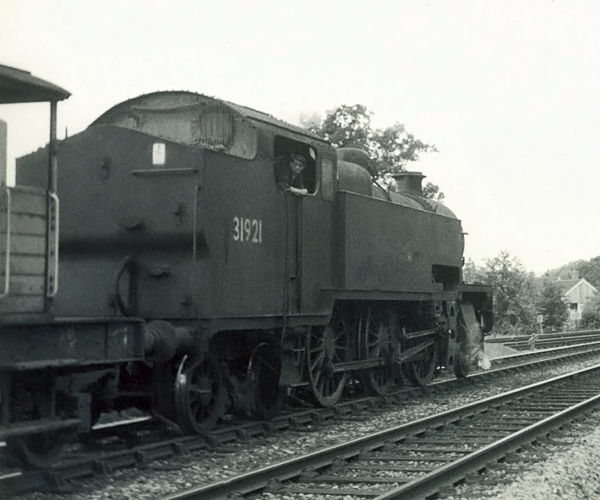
[1,0,599,275]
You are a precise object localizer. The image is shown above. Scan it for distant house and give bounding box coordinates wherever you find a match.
[534,271,599,327]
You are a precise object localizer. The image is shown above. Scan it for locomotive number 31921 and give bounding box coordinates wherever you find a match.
[232,216,263,244]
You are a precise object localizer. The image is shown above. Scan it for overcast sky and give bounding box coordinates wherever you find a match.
[2,0,599,275]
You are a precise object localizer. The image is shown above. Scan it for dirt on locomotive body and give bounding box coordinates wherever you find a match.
[0,68,492,468]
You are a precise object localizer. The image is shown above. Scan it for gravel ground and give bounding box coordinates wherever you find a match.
[12,352,600,500]
[445,412,600,500]
[489,431,600,500]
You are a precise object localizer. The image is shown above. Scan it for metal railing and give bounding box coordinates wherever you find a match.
[47,192,59,297]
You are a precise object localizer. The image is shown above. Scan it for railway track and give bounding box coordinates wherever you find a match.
[3,342,600,497]
[487,329,600,350]
[165,363,600,500]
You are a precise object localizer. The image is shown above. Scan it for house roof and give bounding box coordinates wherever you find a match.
[562,278,598,296]
[533,277,599,296]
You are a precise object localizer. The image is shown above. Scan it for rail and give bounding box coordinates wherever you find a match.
[4,341,600,496]
[163,363,600,500]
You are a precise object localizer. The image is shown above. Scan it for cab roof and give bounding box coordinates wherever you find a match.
[92,90,328,144]
[0,64,70,104]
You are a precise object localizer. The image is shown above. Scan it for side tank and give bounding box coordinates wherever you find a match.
[334,147,464,293]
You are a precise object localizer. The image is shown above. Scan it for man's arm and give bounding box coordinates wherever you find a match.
[288,186,308,196]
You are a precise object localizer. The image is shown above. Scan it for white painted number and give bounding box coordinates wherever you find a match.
[233,217,263,243]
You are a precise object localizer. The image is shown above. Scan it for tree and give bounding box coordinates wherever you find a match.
[371,122,438,175]
[462,258,485,284]
[310,104,373,152]
[574,256,600,290]
[536,281,568,332]
[544,255,600,290]
[478,251,538,334]
[421,182,445,202]
[305,104,440,198]
[581,292,600,329]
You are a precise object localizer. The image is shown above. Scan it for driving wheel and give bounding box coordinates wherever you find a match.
[305,310,350,407]
[361,307,396,396]
[404,341,438,387]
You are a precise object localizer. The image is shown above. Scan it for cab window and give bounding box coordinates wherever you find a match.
[273,136,317,195]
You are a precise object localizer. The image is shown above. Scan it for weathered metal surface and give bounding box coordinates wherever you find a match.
[0,318,145,368]
[334,191,464,292]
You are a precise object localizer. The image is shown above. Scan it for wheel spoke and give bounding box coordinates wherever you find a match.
[174,355,225,435]
[305,314,349,407]
[362,307,396,396]
[406,343,437,387]
[309,351,325,372]
[335,344,349,358]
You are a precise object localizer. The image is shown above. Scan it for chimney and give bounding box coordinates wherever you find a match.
[570,271,579,281]
[391,171,426,196]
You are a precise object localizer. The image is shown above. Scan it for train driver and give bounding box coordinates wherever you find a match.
[276,153,308,196]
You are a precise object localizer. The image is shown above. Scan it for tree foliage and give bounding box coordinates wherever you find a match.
[484,251,538,334]
[462,258,485,284]
[312,104,372,151]
[545,255,600,290]
[466,251,538,334]
[576,257,600,290]
[465,252,600,335]
[581,293,600,329]
[535,281,569,332]
[371,122,437,174]
[421,182,445,202]
[304,104,440,198]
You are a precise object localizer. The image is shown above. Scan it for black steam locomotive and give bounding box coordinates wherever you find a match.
[0,65,492,468]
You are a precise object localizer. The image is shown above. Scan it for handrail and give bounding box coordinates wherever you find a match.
[0,186,11,298]
[47,192,59,297]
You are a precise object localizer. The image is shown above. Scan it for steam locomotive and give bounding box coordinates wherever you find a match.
[0,65,492,468]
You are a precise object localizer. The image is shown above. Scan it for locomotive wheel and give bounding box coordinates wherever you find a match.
[173,354,226,435]
[361,307,395,396]
[404,342,438,387]
[5,432,68,469]
[306,310,350,407]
